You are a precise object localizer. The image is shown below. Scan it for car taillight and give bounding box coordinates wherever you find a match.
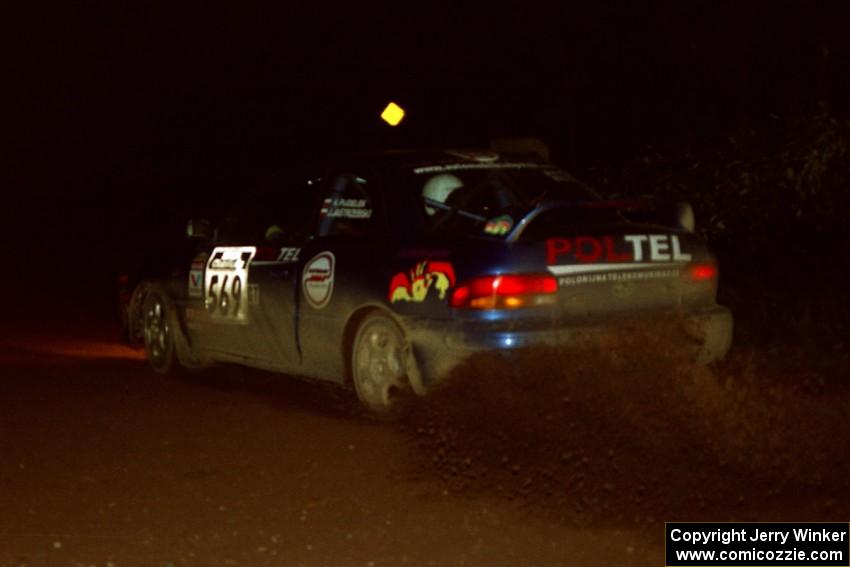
[688,263,717,281]
[449,274,558,309]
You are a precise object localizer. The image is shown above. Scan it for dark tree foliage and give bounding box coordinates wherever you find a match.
[587,110,850,267]
[586,111,850,343]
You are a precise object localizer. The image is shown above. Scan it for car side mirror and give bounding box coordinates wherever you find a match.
[186,218,211,239]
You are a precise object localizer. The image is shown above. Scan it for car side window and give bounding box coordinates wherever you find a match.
[262,175,323,243]
[316,172,379,238]
[209,174,324,245]
[213,216,257,244]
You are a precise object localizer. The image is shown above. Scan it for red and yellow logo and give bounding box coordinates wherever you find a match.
[389,261,456,303]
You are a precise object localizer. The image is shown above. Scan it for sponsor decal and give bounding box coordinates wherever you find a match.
[210,257,238,270]
[188,270,204,297]
[302,252,335,309]
[188,252,208,298]
[546,234,691,277]
[319,198,372,220]
[389,261,456,303]
[252,247,301,266]
[205,246,257,322]
[277,247,300,262]
[558,268,680,287]
[483,214,514,236]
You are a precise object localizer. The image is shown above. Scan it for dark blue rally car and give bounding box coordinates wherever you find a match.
[121,150,733,411]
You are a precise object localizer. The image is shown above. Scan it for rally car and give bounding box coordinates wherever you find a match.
[120,150,733,411]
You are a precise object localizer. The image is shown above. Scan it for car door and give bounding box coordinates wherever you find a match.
[183,216,260,359]
[185,174,321,369]
[295,166,392,383]
[238,180,319,371]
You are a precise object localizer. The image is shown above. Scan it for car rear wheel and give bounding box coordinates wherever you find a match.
[142,290,177,374]
[351,312,411,412]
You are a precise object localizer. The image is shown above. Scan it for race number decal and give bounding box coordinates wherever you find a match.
[205,246,257,322]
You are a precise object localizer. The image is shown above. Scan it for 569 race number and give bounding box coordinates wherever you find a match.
[205,246,256,322]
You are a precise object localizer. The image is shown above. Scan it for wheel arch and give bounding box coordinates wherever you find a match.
[129,279,185,346]
[341,305,425,395]
[342,305,387,387]
[137,279,205,370]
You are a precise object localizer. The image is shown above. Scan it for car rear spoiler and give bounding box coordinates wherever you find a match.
[505,198,665,243]
[489,137,550,161]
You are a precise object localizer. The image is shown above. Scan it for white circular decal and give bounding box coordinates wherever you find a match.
[302,251,335,309]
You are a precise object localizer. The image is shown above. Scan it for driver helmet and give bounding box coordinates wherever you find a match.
[422,173,463,216]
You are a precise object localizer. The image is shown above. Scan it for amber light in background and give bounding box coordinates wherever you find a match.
[380,102,405,126]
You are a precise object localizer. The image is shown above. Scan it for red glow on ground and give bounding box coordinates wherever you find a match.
[0,336,145,363]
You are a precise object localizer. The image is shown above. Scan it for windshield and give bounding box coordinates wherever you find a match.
[405,163,599,237]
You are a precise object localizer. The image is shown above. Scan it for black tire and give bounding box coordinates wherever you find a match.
[142,289,178,374]
[351,312,412,412]
[125,282,150,347]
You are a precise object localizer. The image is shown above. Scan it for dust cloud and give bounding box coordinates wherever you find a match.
[400,317,850,532]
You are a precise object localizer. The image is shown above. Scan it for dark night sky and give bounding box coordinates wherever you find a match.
[4,1,849,278]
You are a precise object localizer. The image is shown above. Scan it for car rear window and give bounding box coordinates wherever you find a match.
[403,163,599,237]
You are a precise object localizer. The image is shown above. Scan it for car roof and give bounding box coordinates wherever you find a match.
[257,148,555,196]
[338,149,549,170]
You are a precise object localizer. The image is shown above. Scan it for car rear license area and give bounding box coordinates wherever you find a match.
[544,233,701,315]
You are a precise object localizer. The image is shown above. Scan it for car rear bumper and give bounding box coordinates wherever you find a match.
[405,304,733,387]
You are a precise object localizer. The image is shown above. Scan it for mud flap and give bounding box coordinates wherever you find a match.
[686,308,734,364]
[402,342,427,396]
[168,305,209,369]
